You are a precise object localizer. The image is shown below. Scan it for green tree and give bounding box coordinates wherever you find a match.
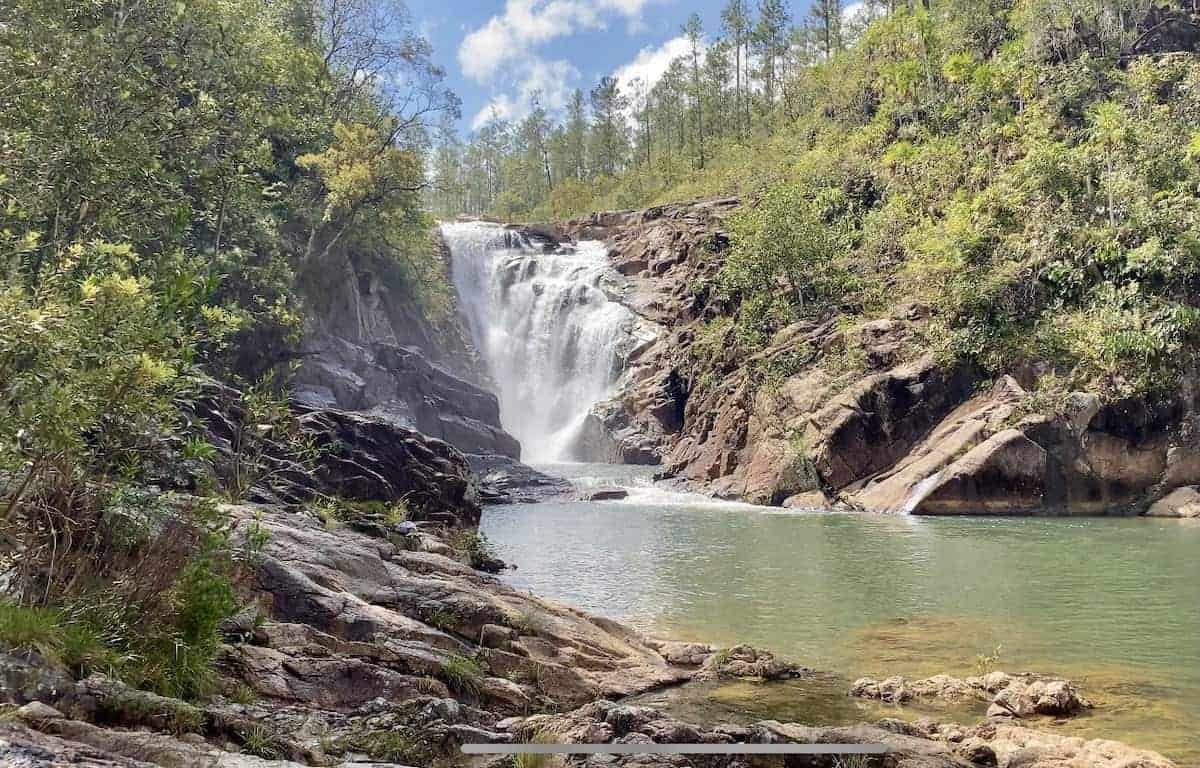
[722,0,753,139]
[684,14,707,169]
[590,76,629,177]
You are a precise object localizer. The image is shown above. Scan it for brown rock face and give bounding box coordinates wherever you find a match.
[914,430,1051,515]
[806,358,978,491]
[575,197,1200,516]
[564,200,741,466]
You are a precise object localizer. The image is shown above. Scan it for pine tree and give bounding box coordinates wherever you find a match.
[589,76,628,177]
[755,0,792,105]
[808,0,841,60]
[721,0,751,140]
[684,13,706,170]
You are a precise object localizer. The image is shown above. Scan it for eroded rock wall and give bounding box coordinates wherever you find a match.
[292,242,521,459]
[577,198,1200,515]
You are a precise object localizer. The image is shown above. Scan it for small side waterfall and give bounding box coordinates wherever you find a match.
[441,221,637,462]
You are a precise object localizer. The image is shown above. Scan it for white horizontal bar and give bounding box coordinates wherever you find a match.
[462,743,888,754]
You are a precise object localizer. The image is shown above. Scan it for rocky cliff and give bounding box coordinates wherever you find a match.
[568,200,1200,516]
[292,244,521,461]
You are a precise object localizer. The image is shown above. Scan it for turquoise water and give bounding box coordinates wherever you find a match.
[480,464,1200,762]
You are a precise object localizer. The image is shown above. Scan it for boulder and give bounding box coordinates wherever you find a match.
[808,358,978,492]
[1146,485,1200,517]
[190,384,482,526]
[911,430,1049,515]
[697,644,807,681]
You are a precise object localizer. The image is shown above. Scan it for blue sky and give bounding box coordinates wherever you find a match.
[404,0,742,133]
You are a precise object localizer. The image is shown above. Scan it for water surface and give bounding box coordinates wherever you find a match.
[481,463,1200,762]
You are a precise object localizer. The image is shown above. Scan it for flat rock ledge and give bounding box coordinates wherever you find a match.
[851,672,1093,719]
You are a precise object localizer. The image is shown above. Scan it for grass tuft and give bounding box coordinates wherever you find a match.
[440,653,484,697]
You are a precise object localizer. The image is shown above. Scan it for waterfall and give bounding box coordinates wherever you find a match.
[441,221,637,462]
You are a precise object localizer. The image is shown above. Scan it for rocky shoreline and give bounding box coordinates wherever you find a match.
[0,429,1179,766]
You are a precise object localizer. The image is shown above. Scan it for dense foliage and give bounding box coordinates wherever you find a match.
[435,0,1200,401]
[0,0,455,696]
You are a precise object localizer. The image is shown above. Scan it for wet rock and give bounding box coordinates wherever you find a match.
[697,644,806,681]
[648,641,715,666]
[968,722,1174,767]
[782,489,831,508]
[466,453,573,504]
[579,487,629,501]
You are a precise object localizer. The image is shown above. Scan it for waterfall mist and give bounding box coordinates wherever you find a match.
[442,222,636,462]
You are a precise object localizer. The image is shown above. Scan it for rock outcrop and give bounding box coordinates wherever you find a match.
[851,672,1093,718]
[188,383,482,526]
[572,198,1200,515]
[496,701,1173,768]
[292,241,522,461]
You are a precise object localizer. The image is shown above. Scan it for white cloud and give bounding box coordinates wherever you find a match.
[460,0,659,134]
[612,35,694,97]
[471,58,581,129]
[459,0,661,84]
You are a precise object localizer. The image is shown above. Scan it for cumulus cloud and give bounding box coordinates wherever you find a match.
[613,35,695,97]
[460,0,654,84]
[460,0,659,133]
[471,58,581,129]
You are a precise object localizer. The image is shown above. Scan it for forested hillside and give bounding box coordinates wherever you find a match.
[0,0,456,697]
[434,0,1200,402]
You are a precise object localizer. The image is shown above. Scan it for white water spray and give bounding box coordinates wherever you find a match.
[441,221,637,462]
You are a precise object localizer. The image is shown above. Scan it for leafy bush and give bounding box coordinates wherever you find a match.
[721,182,857,346]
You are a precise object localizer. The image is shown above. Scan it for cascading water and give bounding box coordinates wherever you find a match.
[441,221,637,462]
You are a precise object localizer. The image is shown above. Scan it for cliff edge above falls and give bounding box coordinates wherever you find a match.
[565,199,1200,516]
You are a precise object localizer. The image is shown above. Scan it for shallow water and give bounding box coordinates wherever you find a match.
[481,463,1200,762]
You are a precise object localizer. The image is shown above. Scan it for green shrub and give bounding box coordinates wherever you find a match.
[240,724,284,760]
[451,529,501,571]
